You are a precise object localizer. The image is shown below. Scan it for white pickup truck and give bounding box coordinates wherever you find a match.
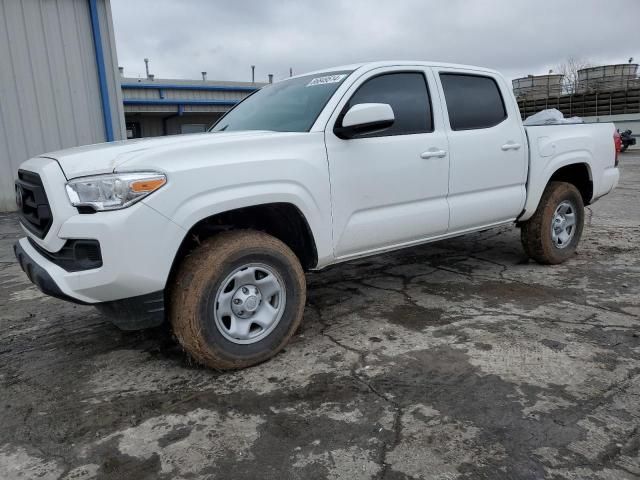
[14,61,619,369]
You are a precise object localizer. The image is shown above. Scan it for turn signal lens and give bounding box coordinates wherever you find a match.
[131,177,166,193]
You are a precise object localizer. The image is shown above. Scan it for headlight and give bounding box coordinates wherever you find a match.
[65,172,166,211]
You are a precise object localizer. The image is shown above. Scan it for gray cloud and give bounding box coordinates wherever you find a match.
[111,0,640,82]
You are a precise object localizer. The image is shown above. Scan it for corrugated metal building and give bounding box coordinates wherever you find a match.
[0,0,125,211]
[121,77,264,138]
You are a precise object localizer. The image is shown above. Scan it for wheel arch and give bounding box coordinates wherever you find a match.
[547,162,593,206]
[168,202,319,290]
[520,159,594,222]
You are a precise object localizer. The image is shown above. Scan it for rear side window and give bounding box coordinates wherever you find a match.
[439,73,507,130]
[340,72,433,137]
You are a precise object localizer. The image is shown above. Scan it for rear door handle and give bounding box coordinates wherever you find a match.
[501,142,522,151]
[420,149,447,159]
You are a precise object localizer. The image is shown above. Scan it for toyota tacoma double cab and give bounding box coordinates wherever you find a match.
[14,61,620,369]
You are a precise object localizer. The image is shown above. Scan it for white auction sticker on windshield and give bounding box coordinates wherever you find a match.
[306,74,347,87]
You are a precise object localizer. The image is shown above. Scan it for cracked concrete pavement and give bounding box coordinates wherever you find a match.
[1,152,639,480]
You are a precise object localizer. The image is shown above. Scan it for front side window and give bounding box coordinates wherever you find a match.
[338,72,433,137]
[211,71,352,133]
[439,73,507,130]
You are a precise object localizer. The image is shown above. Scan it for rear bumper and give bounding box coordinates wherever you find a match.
[596,166,620,200]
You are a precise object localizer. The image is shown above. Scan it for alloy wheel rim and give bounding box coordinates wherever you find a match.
[213,263,286,344]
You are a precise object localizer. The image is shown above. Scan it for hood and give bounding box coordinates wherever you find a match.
[41,131,284,179]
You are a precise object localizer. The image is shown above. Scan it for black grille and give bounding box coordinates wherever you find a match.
[28,238,102,272]
[15,170,53,239]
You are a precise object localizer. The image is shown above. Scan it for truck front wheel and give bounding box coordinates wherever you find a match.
[520,181,585,265]
[169,230,306,370]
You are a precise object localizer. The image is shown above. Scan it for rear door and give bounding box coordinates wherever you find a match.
[324,67,450,258]
[434,68,527,231]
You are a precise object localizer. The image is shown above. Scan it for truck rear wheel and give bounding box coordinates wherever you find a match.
[520,181,585,265]
[170,230,306,370]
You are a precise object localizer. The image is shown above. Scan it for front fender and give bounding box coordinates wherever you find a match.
[145,180,334,267]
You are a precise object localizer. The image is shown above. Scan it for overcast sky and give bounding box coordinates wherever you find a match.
[111,0,639,83]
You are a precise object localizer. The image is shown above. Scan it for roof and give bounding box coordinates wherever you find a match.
[294,60,500,79]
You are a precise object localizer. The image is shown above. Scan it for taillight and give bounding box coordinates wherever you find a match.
[613,131,621,166]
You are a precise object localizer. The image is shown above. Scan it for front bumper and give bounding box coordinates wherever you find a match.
[13,240,87,305]
[14,239,166,329]
[14,200,186,304]
[14,198,186,329]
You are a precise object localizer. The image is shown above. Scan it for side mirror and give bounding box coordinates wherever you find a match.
[334,103,395,139]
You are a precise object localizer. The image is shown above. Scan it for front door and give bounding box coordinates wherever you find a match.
[324,67,450,259]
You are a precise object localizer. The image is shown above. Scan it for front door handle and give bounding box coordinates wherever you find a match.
[501,142,522,151]
[421,149,447,159]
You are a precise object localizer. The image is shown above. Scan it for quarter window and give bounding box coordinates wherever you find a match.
[439,73,507,130]
[339,72,433,137]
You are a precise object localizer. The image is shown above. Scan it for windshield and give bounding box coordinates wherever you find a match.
[211,71,352,133]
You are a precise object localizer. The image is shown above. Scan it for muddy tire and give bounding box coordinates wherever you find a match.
[520,181,585,265]
[170,230,306,370]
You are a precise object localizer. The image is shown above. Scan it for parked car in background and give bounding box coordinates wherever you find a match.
[14,61,620,369]
[619,129,636,152]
